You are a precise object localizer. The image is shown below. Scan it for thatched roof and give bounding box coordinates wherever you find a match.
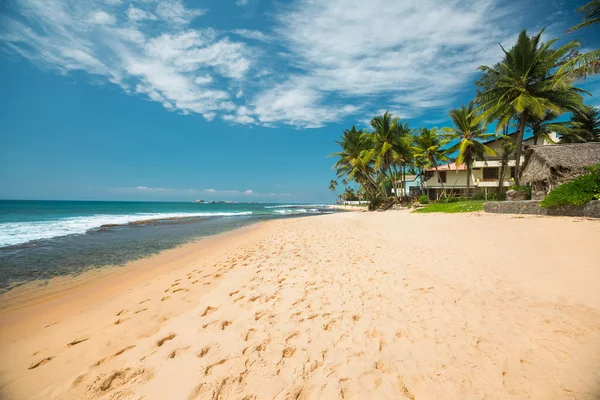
[520,143,600,185]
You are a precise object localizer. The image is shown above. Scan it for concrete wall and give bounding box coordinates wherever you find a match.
[484,200,600,218]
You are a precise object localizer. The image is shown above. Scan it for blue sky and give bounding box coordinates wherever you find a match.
[1,0,599,203]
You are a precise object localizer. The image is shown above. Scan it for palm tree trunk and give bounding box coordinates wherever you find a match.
[514,114,527,186]
[363,169,386,198]
[498,163,506,193]
[466,161,472,198]
[432,160,445,199]
[389,165,398,201]
[402,163,407,198]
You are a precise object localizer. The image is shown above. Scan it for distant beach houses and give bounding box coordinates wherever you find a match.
[417,133,558,201]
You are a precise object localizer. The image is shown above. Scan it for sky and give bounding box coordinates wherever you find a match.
[0,0,599,203]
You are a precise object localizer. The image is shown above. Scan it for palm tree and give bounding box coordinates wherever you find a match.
[330,126,385,198]
[442,104,496,197]
[560,105,600,142]
[527,112,570,145]
[497,138,517,193]
[328,179,338,200]
[369,111,402,200]
[558,0,600,81]
[393,122,414,198]
[477,29,585,185]
[412,127,450,196]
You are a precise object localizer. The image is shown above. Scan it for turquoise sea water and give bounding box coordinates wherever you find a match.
[0,200,331,291]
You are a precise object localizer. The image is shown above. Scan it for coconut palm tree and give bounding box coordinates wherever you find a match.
[497,138,517,193]
[328,179,338,200]
[330,126,385,198]
[412,127,450,195]
[442,104,496,197]
[527,112,571,145]
[477,28,586,185]
[393,122,414,198]
[558,0,600,80]
[560,105,600,142]
[368,111,402,200]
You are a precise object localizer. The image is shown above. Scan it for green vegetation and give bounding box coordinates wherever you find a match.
[413,201,485,214]
[418,195,429,204]
[328,1,598,209]
[541,165,600,208]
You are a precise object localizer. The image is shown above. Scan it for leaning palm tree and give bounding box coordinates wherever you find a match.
[328,179,338,200]
[477,28,586,185]
[442,104,496,197]
[330,126,385,198]
[412,127,450,195]
[497,138,517,193]
[560,105,600,142]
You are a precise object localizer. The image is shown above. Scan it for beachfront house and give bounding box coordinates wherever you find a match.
[422,133,558,200]
[520,142,600,197]
[391,175,420,196]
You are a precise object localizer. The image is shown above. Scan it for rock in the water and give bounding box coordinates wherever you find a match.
[506,190,527,201]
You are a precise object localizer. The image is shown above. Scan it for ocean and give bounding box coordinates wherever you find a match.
[0,200,332,292]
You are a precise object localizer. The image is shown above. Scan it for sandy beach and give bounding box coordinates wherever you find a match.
[1,211,599,399]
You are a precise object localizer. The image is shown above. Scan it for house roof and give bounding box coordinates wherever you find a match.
[424,162,467,172]
[393,175,417,183]
[520,143,600,184]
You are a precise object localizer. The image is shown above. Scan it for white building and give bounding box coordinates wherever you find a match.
[421,133,557,200]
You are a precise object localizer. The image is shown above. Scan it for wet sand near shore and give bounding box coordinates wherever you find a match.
[1,211,599,399]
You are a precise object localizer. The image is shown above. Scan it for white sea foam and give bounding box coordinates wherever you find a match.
[0,212,252,247]
[264,204,326,209]
[273,209,309,215]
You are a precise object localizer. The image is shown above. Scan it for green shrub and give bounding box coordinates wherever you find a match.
[487,192,507,201]
[472,192,485,200]
[418,195,429,204]
[540,172,600,208]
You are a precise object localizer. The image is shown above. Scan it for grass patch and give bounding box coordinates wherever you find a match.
[413,200,485,213]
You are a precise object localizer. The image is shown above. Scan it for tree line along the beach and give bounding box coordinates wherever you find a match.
[329,0,600,209]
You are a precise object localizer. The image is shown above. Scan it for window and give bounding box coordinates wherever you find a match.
[438,171,447,183]
[483,168,499,180]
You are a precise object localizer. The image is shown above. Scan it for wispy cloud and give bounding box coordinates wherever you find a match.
[0,0,253,120]
[1,0,536,128]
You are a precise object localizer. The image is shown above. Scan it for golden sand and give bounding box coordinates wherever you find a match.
[1,211,599,399]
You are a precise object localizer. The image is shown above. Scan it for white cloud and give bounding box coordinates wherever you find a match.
[88,11,116,25]
[1,0,539,128]
[231,29,270,42]
[235,0,250,6]
[155,0,207,26]
[249,0,516,127]
[126,5,157,23]
[0,0,254,119]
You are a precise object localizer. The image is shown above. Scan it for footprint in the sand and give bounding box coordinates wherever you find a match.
[139,299,151,304]
[157,333,176,347]
[197,346,211,358]
[67,338,89,347]
[243,328,256,341]
[221,321,232,330]
[28,356,55,370]
[204,358,227,375]
[200,306,218,317]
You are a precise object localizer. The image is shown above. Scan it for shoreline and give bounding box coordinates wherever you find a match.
[0,218,281,320]
[1,211,599,399]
